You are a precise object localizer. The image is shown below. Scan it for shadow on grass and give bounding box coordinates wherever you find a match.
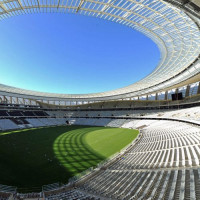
[53,127,106,176]
[0,125,106,193]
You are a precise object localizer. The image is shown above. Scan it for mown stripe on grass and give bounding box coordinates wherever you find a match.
[0,125,138,192]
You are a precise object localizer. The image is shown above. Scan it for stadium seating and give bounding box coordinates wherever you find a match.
[0,119,19,130]
[25,118,67,127]
[0,111,9,116]
[106,119,127,127]
[77,168,200,199]
[110,121,200,169]
[0,192,12,200]
[45,189,100,200]
[0,106,200,199]
[42,117,200,199]
[94,118,112,126]
[26,118,46,127]
[14,192,44,200]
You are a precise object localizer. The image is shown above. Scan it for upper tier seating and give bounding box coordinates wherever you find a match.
[0,111,9,116]
[7,111,23,116]
[34,111,49,117]
[52,106,200,125]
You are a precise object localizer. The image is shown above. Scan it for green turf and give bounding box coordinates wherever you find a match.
[0,125,138,192]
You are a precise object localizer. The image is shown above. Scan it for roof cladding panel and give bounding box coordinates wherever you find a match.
[0,0,199,100]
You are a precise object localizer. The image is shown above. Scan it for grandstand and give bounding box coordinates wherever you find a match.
[0,103,200,199]
[0,0,200,199]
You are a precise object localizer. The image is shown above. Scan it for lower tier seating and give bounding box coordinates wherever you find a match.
[0,119,19,130]
[76,168,200,200]
[42,118,200,200]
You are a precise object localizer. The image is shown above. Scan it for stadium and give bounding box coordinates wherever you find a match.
[0,0,200,199]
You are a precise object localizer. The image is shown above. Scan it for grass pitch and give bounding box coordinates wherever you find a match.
[0,125,138,192]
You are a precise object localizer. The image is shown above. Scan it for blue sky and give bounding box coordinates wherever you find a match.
[0,13,160,94]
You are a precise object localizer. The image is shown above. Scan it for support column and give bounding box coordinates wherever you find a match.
[197,82,200,94]
[23,98,25,105]
[185,85,190,97]
[4,96,8,103]
[10,96,12,104]
[155,93,158,100]
[165,91,168,100]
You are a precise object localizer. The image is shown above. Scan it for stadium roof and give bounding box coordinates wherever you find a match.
[0,0,200,101]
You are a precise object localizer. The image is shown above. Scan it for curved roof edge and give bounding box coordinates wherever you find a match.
[0,0,200,100]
